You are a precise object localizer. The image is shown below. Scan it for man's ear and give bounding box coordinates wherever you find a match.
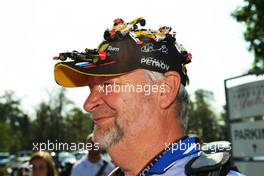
[159,71,181,109]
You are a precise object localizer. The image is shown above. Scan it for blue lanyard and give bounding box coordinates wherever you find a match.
[139,137,200,176]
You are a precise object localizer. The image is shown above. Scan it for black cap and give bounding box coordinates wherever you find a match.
[54,17,192,87]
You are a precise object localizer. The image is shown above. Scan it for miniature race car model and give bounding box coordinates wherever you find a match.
[156,26,175,43]
[53,49,109,65]
[104,17,146,41]
[130,26,176,43]
[175,43,192,64]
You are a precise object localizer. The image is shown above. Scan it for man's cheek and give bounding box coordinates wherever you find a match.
[103,94,123,111]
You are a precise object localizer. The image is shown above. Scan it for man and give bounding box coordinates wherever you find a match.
[54,18,244,176]
[71,134,114,176]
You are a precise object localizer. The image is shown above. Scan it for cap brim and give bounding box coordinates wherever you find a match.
[54,61,133,87]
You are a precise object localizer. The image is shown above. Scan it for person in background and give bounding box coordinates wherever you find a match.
[30,151,58,176]
[71,134,114,176]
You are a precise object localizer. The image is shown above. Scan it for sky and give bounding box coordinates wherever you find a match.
[0,0,254,116]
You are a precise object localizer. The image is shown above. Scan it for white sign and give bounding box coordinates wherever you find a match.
[227,80,264,119]
[235,161,264,176]
[231,121,264,157]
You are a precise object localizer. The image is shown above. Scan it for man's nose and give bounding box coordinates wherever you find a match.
[83,86,104,112]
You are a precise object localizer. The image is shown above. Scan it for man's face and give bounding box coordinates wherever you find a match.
[83,69,158,149]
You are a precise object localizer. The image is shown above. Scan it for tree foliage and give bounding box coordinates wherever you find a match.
[0,91,31,152]
[65,108,94,143]
[232,0,264,72]
[0,89,94,153]
[186,89,226,142]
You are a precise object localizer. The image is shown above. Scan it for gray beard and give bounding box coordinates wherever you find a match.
[93,117,124,150]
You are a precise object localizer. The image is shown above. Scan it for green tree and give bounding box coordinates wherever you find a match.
[232,0,264,72]
[0,91,31,152]
[0,123,13,152]
[65,108,94,143]
[33,88,72,143]
[186,89,225,142]
[0,91,24,127]
[33,102,52,142]
[32,88,93,151]
[0,88,93,152]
